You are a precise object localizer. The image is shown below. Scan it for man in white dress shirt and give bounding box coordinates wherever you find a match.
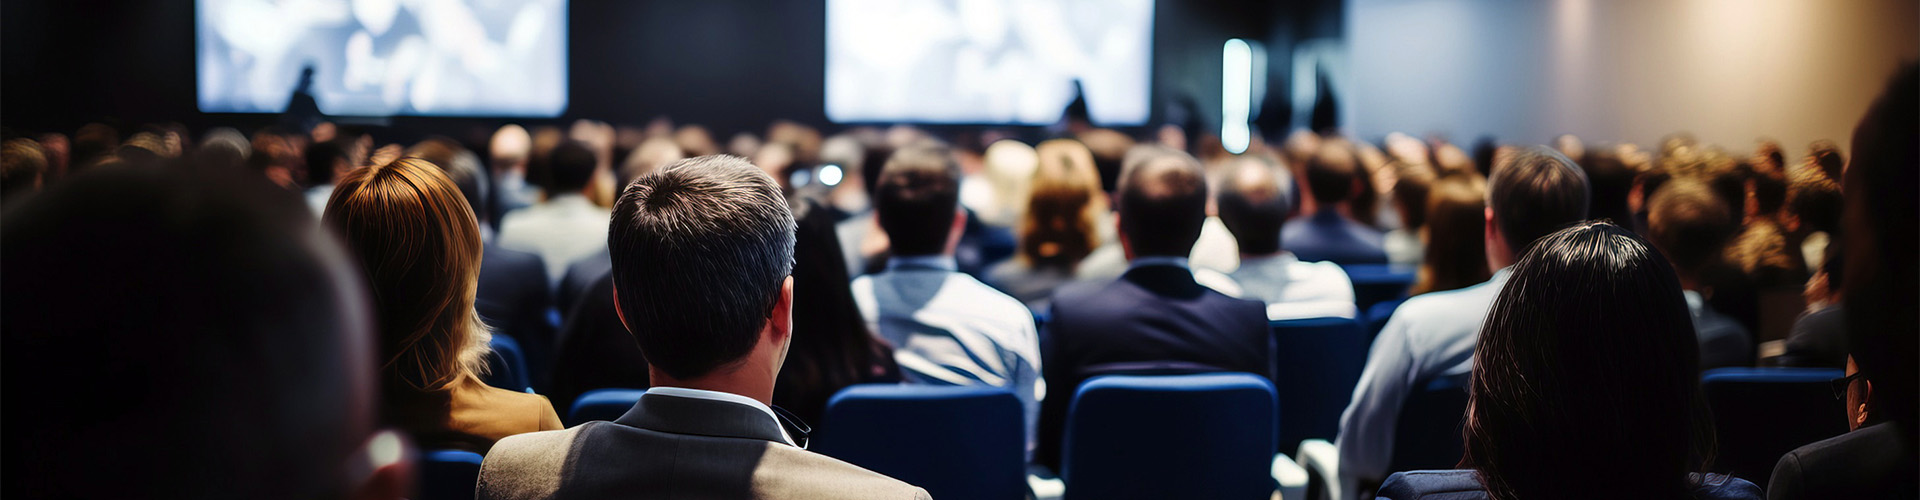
[479,155,929,500]
[497,140,612,287]
[1215,156,1357,320]
[1331,147,1589,499]
[851,144,1044,457]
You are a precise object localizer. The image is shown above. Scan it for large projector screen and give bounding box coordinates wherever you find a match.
[196,0,567,117]
[826,0,1153,125]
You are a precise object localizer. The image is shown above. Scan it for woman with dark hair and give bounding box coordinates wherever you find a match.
[1378,222,1761,500]
[773,199,901,425]
[1408,171,1490,296]
[325,157,562,452]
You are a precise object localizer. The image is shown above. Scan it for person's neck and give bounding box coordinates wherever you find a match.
[1238,251,1283,261]
[648,365,777,407]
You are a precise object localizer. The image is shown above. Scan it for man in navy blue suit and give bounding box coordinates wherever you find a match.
[1035,148,1273,471]
[1281,140,1389,265]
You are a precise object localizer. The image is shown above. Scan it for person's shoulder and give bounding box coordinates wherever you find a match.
[1051,275,1121,308]
[478,426,590,500]
[1690,473,1764,500]
[1292,258,1355,287]
[754,445,933,499]
[1376,470,1487,500]
[953,272,1033,316]
[471,383,564,429]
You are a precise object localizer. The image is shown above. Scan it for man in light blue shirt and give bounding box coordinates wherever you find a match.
[851,144,1044,457]
[1215,156,1358,320]
[1330,147,1589,499]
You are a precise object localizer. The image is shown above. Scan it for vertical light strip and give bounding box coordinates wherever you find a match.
[1222,39,1253,154]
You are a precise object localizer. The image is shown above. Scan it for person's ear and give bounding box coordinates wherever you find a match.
[1115,213,1135,260]
[769,276,794,342]
[612,283,629,333]
[947,207,968,253]
[1856,379,1874,428]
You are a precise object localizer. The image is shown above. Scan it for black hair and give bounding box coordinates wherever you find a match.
[1488,146,1591,257]
[1116,150,1208,257]
[773,199,897,424]
[1465,222,1713,500]
[608,155,796,380]
[547,140,597,194]
[1217,157,1292,255]
[872,145,961,256]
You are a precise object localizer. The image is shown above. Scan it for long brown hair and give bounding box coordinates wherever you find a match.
[323,157,491,397]
[1410,172,1490,295]
[1019,139,1105,272]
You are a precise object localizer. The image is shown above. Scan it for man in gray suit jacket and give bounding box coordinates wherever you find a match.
[478,155,931,500]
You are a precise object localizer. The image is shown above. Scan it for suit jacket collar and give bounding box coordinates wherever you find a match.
[1120,263,1207,299]
[615,391,793,446]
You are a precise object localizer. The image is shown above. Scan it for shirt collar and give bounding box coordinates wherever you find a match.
[1237,252,1298,268]
[888,255,958,272]
[642,387,796,446]
[1128,255,1191,271]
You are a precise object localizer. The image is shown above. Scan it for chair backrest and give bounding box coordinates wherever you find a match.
[1389,373,1470,475]
[1701,367,1848,486]
[813,384,1026,500]
[484,334,531,392]
[1063,373,1278,500]
[418,450,484,500]
[1344,263,1416,313]
[567,388,647,426]
[1365,298,1404,341]
[1271,317,1370,456]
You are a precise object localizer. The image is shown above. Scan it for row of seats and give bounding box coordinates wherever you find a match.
[421,366,1842,500]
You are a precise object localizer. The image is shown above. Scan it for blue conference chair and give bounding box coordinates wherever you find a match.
[813,385,1026,500]
[1062,373,1278,500]
[1271,317,1370,456]
[484,334,531,392]
[1387,373,1470,477]
[1366,298,1405,340]
[1344,264,1417,313]
[1701,367,1848,486]
[567,388,648,426]
[419,450,484,500]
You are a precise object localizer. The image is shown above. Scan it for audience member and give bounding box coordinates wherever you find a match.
[1377,222,1762,500]
[1646,178,1754,370]
[962,139,1040,229]
[1783,148,1843,270]
[1408,172,1490,296]
[411,138,559,391]
[478,155,930,500]
[1383,161,1435,266]
[1724,149,1807,288]
[775,199,903,426]
[324,157,562,451]
[303,140,353,216]
[986,138,1106,309]
[1582,145,1644,230]
[1768,64,1918,500]
[1037,149,1272,471]
[489,124,538,226]
[35,132,69,182]
[1336,146,1589,498]
[2,138,48,203]
[1075,145,1245,293]
[1284,139,1390,265]
[851,144,1043,456]
[1216,155,1357,320]
[4,166,411,499]
[499,140,613,286]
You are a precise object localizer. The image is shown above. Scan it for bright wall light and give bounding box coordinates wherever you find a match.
[1222,39,1254,154]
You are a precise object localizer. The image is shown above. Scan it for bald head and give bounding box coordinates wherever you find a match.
[490,124,532,172]
[1117,150,1209,257]
[1217,157,1294,256]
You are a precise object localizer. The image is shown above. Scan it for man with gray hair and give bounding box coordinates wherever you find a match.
[478,155,930,500]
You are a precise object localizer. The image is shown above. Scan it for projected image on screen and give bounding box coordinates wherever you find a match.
[826,0,1153,125]
[197,0,566,117]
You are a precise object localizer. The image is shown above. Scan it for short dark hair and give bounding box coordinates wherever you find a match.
[547,140,598,194]
[3,165,377,499]
[1217,156,1293,255]
[1842,63,1918,428]
[1304,141,1360,204]
[1390,161,1437,230]
[1581,147,1642,228]
[1488,146,1591,256]
[872,145,961,256]
[1786,163,1842,234]
[1466,222,1711,500]
[609,155,796,380]
[2,138,48,199]
[1749,153,1788,216]
[1646,178,1736,276]
[1116,149,1208,257]
[303,140,350,186]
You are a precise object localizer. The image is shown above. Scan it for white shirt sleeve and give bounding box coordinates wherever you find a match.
[1335,311,1419,499]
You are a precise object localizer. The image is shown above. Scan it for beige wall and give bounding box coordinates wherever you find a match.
[1346,0,1917,156]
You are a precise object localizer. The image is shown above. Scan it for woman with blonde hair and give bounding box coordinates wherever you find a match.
[324,157,561,452]
[1409,171,1492,296]
[987,139,1107,309]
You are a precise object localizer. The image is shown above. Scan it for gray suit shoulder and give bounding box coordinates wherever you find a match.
[755,444,934,500]
[478,426,584,500]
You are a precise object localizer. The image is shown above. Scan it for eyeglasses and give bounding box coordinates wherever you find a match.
[1830,372,1866,401]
